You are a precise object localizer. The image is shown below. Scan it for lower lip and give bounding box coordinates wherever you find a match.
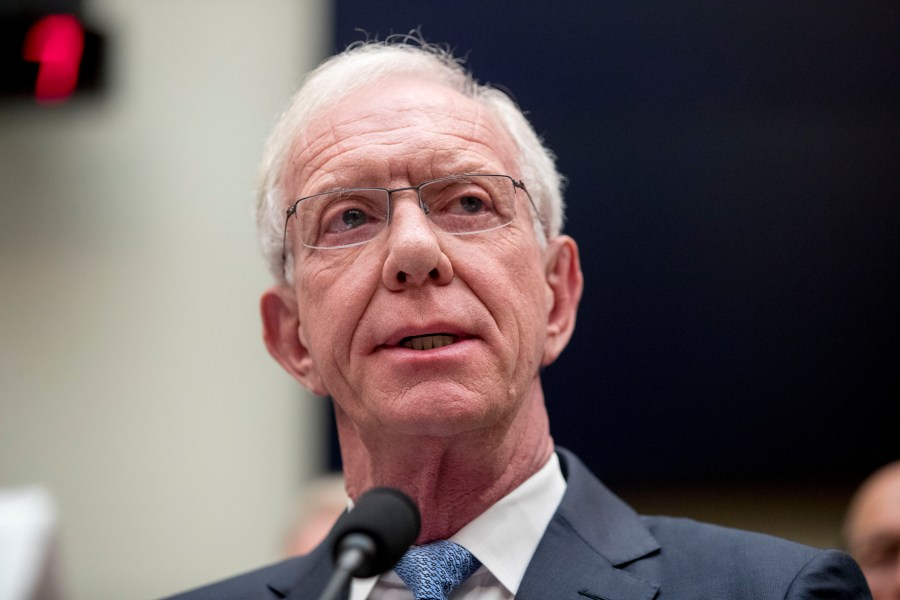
[376,338,477,363]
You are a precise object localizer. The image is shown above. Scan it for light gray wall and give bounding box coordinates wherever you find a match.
[0,1,331,598]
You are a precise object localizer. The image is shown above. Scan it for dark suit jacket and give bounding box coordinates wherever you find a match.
[165,448,871,599]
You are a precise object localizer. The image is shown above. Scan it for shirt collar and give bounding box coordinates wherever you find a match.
[451,452,566,594]
[351,452,566,598]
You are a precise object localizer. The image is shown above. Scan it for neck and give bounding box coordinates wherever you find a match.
[337,381,554,543]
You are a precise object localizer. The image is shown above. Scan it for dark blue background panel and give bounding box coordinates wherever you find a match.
[331,1,899,484]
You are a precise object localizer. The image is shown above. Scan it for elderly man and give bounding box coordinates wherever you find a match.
[168,39,870,599]
[845,461,900,600]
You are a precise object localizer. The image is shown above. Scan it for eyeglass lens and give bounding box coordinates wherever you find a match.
[292,174,518,250]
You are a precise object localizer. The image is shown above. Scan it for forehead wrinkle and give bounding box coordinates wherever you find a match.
[301,132,509,194]
[287,84,520,201]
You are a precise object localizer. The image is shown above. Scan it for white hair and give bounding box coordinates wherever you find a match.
[256,36,566,282]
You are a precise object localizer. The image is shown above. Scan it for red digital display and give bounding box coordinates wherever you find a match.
[22,14,85,104]
[1,11,103,104]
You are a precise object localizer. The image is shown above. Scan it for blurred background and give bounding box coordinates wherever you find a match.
[1,1,897,598]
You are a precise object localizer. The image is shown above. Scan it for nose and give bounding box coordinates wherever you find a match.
[381,196,453,291]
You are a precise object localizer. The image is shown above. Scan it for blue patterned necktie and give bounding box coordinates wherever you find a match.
[394,540,481,600]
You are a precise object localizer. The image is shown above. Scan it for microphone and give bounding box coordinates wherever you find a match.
[317,487,420,600]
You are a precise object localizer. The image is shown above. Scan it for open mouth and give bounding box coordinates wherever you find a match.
[399,334,458,351]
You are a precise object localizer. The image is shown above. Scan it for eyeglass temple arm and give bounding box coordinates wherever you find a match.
[281,206,297,263]
[512,179,544,230]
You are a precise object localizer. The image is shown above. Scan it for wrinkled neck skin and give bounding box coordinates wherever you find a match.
[337,378,554,544]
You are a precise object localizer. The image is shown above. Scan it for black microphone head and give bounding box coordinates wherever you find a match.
[330,487,420,578]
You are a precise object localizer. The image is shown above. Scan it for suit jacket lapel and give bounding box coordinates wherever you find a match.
[518,448,660,600]
[270,525,347,600]
[273,449,659,600]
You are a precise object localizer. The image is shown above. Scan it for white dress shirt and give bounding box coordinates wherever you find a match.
[349,453,566,599]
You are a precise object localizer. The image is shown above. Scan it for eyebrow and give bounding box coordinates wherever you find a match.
[299,167,504,198]
[301,153,504,195]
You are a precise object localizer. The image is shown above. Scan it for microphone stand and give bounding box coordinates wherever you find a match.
[317,533,376,600]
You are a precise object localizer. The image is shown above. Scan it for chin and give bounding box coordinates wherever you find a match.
[378,388,501,438]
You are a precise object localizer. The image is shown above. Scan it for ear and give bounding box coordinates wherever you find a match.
[542,235,584,366]
[260,285,329,396]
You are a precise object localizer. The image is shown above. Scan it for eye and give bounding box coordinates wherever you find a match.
[318,192,383,233]
[432,185,495,216]
[340,208,368,229]
[458,195,485,214]
[322,203,381,235]
[304,190,386,247]
[422,176,513,235]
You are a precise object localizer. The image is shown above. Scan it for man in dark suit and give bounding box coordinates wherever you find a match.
[167,37,871,599]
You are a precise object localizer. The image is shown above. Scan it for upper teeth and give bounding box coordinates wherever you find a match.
[401,335,455,350]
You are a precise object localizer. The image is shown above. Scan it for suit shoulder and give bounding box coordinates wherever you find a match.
[640,514,819,562]
[161,556,305,600]
[635,516,870,598]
